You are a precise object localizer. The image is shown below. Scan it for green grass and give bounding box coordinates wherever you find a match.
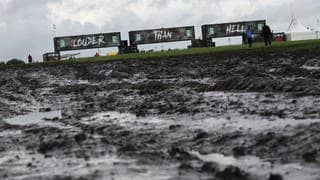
[2,39,320,68]
[55,39,320,64]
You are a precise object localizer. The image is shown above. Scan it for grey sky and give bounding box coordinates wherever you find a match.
[0,0,319,62]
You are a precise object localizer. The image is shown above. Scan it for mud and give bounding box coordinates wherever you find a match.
[0,50,320,180]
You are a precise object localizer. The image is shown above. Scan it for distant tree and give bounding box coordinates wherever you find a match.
[6,58,25,65]
[0,61,5,65]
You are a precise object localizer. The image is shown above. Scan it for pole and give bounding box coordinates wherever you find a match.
[288,0,296,32]
[53,24,56,37]
[290,0,295,20]
[52,24,56,52]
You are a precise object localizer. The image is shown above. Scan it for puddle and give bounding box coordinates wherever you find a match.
[197,114,320,133]
[4,111,62,126]
[191,151,320,180]
[0,130,22,137]
[302,65,320,70]
[83,110,320,135]
[82,111,170,130]
[191,151,271,170]
[0,150,178,180]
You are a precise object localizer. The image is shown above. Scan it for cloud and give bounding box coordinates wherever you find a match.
[0,0,319,62]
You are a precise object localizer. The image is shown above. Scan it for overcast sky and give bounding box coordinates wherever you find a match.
[0,0,319,62]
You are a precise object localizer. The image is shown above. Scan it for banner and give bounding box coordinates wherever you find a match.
[202,20,266,39]
[54,32,121,52]
[129,26,195,45]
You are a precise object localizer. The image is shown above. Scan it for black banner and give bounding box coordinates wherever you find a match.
[129,26,195,45]
[202,20,266,39]
[54,32,121,52]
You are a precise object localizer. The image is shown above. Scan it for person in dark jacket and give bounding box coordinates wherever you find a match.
[242,32,247,46]
[246,26,253,48]
[28,54,33,63]
[262,25,272,46]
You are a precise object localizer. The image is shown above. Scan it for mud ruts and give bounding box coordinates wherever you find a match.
[0,50,320,180]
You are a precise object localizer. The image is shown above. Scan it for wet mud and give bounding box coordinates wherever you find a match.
[0,50,320,180]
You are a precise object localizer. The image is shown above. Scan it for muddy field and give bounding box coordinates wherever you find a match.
[0,50,320,180]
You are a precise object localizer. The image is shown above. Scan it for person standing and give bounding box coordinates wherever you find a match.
[246,26,253,48]
[242,32,247,46]
[28,54,33,63]
[263,24,272,46]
